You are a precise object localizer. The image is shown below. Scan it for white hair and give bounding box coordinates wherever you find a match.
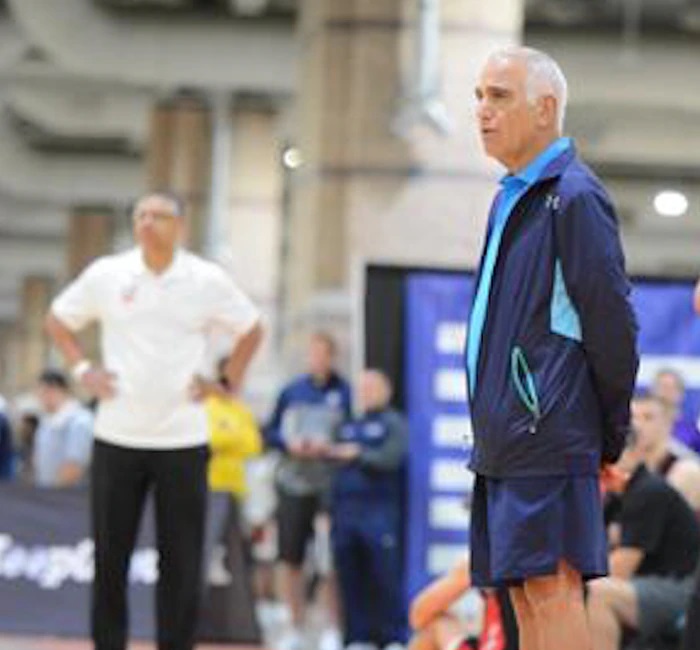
[488,46,568,133]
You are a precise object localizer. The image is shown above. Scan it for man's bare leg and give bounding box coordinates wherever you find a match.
[508,585,540,650]
[522,561,593,650]
[279,562,306,628]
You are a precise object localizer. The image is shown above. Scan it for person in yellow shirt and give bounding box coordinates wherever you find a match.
[206,382,263,499]
[199,362,264,643]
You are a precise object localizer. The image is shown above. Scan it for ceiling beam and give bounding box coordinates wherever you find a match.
[8,0,296,92]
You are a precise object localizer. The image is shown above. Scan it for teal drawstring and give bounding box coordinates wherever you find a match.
[511,347,541,433]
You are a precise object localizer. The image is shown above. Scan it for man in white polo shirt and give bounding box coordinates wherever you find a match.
[45,190,263,650]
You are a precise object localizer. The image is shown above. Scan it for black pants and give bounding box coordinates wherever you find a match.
[91,439,208,650]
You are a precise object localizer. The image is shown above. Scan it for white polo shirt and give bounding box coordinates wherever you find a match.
[51,247,260,450]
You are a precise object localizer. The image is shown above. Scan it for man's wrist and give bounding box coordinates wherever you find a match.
[71,359,92,382]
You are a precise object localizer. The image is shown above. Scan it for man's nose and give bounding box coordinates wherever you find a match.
[476,101,492,122]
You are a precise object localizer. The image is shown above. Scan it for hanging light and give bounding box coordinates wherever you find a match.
[653,190,688,218]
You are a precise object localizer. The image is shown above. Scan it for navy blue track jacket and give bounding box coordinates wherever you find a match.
[467,144,639,478]
[331,408,407,507]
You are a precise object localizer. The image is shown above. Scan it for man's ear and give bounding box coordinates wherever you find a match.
[177,217,190,244]
[536,95,557,129]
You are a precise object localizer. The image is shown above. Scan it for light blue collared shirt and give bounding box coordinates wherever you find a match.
[467,137,572,395]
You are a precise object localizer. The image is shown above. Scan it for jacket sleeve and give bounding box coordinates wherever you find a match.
[555,185,639,464]
[358,411,408,472]
[262,388,289,451]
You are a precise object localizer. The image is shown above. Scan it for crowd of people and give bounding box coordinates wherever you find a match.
[0,327,409,650]
[1,44,700,650]
[1,330,699,650]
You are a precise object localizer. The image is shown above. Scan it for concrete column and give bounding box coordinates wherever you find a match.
[0,324,19,400]
[17,276,53,390]
[212,104,284,410]
[206,92,234,260]
[146,97,212,251]
[288,0,523,348]
[67,209,115,278]
[227,105,282,312]
[64,208,115,364]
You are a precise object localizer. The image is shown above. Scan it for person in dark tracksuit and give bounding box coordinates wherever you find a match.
[328,370,407,650]
[468,47,638,650]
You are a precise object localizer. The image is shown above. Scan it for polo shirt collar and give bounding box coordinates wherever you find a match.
[128,247,188,280]
[500,136,572,189]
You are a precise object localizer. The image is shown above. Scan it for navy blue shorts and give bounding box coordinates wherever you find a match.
[469,473,608,588]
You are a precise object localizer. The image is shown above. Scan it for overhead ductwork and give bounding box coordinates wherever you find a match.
[0,95,142,203]
[7,0,297,92]
[4,66,152,150]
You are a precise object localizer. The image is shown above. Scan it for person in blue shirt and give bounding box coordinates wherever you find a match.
[33,369,93,487]
[327,369,407,650]
[651,368,700,454]
[264,331,352,650]
[467,47,638,650]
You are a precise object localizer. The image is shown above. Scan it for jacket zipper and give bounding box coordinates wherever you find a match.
[470,185,540,407]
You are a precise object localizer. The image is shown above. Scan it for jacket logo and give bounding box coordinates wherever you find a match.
[364,423,385,439]
[545,194,561,211]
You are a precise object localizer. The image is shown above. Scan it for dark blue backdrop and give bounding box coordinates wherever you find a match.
[404,272,700,599]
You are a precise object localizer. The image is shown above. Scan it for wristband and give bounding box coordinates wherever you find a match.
[71,359,92,382]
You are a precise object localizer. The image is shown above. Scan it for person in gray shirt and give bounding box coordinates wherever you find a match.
[33,369,93,487]
[263,332,352,650]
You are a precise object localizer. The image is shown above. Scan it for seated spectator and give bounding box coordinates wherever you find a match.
[588,430,700,650]
[652,368,700,454]
[33,369,93,487]
[327,369,407,650]
[15,410,39,482]
[632,392,700,515]
[0,407,14,480]
[681,562,700,650]
[409,557,517,650]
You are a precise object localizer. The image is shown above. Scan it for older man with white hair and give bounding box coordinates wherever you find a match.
[465,47,638,650]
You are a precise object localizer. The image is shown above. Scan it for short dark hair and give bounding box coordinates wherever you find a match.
[632,390,666,410]
[38,369,70,391]
[129,189,186,218]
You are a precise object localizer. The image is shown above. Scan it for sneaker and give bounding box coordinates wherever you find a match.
[277,628,304,650]
[318,628,343,650]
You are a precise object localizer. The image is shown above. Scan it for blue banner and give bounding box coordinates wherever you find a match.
[404,272,700,598]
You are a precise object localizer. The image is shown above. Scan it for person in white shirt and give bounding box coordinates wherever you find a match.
[45,190,263,650]
[33,369,93,487]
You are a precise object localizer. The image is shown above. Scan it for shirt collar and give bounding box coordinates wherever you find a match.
[127,247,188,280]
[500,137,572,189]
[44,399,80,428]
[627,463,649,490]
